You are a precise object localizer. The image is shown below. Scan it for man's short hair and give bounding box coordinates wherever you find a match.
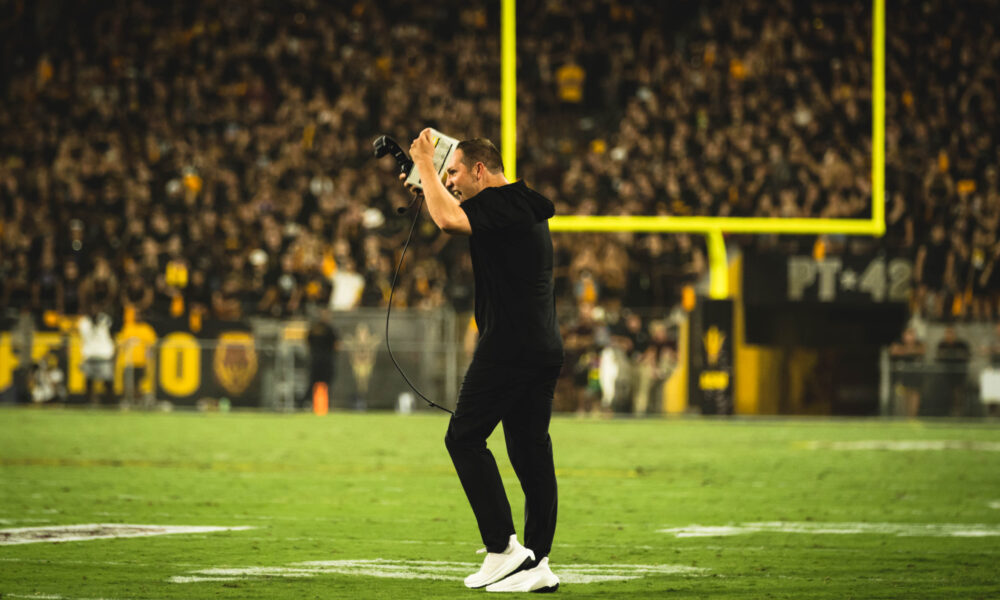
[457,138,504,174]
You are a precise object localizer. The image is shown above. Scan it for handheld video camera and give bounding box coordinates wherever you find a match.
[372,135,413,177]
[372,129,460,191]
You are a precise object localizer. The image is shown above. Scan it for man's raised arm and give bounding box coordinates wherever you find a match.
[409,128,471,235]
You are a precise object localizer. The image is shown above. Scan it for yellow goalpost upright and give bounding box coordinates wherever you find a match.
[500,0,886,300]
[499,0,886,413]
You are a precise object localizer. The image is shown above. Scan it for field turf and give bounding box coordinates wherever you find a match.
[1,408,999,599]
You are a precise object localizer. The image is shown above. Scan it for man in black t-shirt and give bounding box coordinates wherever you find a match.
[407,129,563,592]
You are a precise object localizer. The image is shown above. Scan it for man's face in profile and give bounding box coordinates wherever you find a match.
[445,150,482,202]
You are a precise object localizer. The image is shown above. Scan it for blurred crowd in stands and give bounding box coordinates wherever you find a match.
[1,0,998,409]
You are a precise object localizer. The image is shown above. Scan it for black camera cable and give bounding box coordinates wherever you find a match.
[384,192,456,416]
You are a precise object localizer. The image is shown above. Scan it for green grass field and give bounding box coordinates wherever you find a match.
[1,408,999,599]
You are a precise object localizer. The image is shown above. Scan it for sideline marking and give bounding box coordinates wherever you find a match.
[800,440,1000,451]
[659,522,1000,538]
[169,559,707,584]
[0,524,254,546]
[989,501,1000,510]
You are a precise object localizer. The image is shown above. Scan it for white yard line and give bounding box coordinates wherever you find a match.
[801,440,1000,451]
[6,595,139,600]
[0,557,206,568]
[0,524,254,546]
[0,518,52,525]
[169,559,707,585]
[659,522,1000,538]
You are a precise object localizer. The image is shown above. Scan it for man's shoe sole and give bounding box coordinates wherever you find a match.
[485,564,560,593]
[486,580,559,593]
[465,554,535,589]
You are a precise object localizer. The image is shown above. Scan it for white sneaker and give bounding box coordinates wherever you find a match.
[485,557,560,593]
[464,534,535,589]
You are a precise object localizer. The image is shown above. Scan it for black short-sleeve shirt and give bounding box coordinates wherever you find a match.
[460,181,564,366]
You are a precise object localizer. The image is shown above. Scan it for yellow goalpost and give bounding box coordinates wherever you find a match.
[500,0,886,299]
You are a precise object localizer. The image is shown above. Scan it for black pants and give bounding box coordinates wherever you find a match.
[445,359,561,558]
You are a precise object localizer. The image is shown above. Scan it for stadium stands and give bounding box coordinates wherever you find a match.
[1,0,997,324]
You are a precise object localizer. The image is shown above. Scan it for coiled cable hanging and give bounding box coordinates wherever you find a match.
[384,194,455,416]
